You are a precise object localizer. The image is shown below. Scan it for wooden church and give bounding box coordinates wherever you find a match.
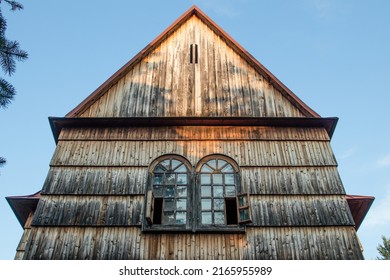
[7,6,374,260]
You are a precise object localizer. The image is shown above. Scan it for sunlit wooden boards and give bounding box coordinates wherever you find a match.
[77,17,306,118]
[16,227,362,260]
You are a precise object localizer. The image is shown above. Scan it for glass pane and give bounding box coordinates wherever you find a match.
[201,212,212,224]
[176,199,187,210]
[213,186,223,197]
[154,164,166,172]
[201,174,211,185]
[213,174,223,185]
[201,186,211,197]
[201,199,211,210]
[238,195,248,207]
[208,160,217,169]
[201,164,213,172]
[163,211,175,224]
[217,159,227,169]
[175,165,187,172]
[153,174,163,185]
[239,208,250,221]
[214,198,224,210]
[214,212,225,224]
[160,159,170,170]
[176,212,186,224]
[225,186,236,197]
[177,186,187,197]
[224,174,235,185]
[165,186,175,198]
[221,164,233,172]
[177,174,187,184]
[153,185,163,197]
[171,160,181,170]
[164,199,175,211]
[165,173,176,184]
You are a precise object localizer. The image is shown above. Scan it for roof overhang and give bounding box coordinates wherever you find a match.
[6,192,40,227]
[346,194,375,230]
[49,116,338,143]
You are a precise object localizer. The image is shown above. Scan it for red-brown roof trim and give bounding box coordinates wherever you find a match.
[346,194,375,230]
[66,5,320,118]
[6,192,40,227]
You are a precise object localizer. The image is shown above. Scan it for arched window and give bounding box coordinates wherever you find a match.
[144,155,192,230]
[144,154,251,232]
[196,155,251,230]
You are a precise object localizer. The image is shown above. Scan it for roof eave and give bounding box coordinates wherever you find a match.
[346,194,375,230]
[6,192,40,228]
[49,116,338,144]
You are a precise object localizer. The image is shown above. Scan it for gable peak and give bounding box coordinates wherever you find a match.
[66,6,320,118]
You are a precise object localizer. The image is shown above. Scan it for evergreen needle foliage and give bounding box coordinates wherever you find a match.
[0,156,5,166]
[0,0,28,167]
[377,236,390,260]
[0,0,28,109]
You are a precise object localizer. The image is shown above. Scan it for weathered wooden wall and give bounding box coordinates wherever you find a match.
[50,140,336,167]
[59,126,330,141]
[16,226,362,260]
[78,16,306,118]
[41,166,344,195]
[31,195,353,227]
[16,125,362,259]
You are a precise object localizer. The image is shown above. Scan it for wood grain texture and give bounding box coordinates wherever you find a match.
[59,126,330,141]
[41,166,344,195]
[50,140,337,167]
[245,227,363,260]
[249,195,354,226]
[16,226,362,260]
[78,17,306,118]
[42,167,148,195]
[31,194,353,227]
[242,166,345,195]
[32,195,143,226]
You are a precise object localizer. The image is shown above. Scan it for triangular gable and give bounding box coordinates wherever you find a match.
[66,6,320,118]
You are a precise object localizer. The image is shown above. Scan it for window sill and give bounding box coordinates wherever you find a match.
[142,224,247,233]
[195,225,246,233]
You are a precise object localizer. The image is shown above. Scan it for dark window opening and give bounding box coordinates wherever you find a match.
[153,198,163,225]
[225,198,238,225]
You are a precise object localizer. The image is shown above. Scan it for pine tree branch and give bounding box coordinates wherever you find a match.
[0,77,15,107]
[0,156,6,166]
[0,0,27,108]
[1,1,23,11]
[0,39,27,75]
[0,11,7,35]
[377,236,390,260]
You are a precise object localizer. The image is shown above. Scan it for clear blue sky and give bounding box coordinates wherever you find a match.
[0,0,389,260]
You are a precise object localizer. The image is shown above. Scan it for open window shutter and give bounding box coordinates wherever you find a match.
[145,190,155,225]
[236,193,252,224]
